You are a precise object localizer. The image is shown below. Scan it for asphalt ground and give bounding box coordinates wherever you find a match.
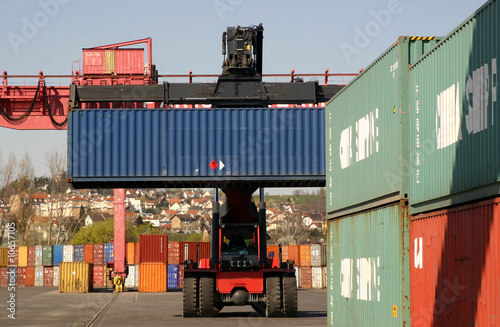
[0,287,327,327]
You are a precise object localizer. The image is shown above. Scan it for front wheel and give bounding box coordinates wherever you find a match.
[199,277,215,317]
[266,277,282,317]
[282,276,298,317]
[183,277,198,317]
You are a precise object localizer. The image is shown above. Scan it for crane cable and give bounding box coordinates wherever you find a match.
[0,81,40,124]
[43,81,67,128]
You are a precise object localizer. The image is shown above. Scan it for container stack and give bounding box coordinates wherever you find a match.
[63,245,74,262]
[53,266,59,287]
[28,246,36,267]
[35,245,43,266]
[74,244,84,262]
[166,241,210,289]
[59,262,93,293]
[18,246,28,267]
[83,244,94,264]
[52,245,63,266]
[139,235,167,292]
[43,267,53,287]
[103,243,113,264]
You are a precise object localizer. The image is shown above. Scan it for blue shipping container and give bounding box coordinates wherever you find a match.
[74,244,84,262]
[53,245,63,266]
[167,264,179,289]
[104,243,113,264]
[68,108,325,188]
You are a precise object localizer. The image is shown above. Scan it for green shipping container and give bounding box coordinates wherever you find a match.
[327,202,410,326]
[42,245,53,267]
[410,0,499,214]
[326,36,440,217]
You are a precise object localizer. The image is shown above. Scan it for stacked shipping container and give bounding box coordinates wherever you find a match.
[139,235,167,292]
[326,0,499,325]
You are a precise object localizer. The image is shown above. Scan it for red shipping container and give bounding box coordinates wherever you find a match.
[84,244,94,264]
[28,246,36,267]
[93,265,104,287]
[135,242,140,265]
[82,49,144,75]
[140,235,167,263]
[410,197,500,327]
[179,242,210,264]
[287,245,300,266]
[0,267,8,287]
[168,241,180,265]
[300,266,312,289]
[93,244,104,265]
[43,267,54,287]
[25,267,35,287]
[17,267,26,287]
[178,264,184,289]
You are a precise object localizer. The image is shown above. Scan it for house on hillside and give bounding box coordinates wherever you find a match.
[145,200,157,210]
[171,214,201,233]
[302,211,325,230]
[85,213,112,226]
[169,199,181,210]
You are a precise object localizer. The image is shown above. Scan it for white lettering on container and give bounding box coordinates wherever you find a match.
[339,126,353,169]
[414,237,423,269]
[436,82,462,149]
[356,109,379,162]
[340,258,353,298]
[356,256,380,302]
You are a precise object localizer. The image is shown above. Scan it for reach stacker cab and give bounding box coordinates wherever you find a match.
[182,187,298,317]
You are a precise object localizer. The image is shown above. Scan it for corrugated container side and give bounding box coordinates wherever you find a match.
[18,246,28,267]
[59,262,93,293]
[409,0,500,214]
[25,266,35,287]
[104,243,114,264]
[167,264,179,289]
[34,266,44,287]
[84,244,94,263]
[35,245,43,266]
[179,242,210,264]
[17,267,26,287]
[312,266,323,289]
[0,267,8,287]
[42,245,53,266]
[53,245,63,266]
[93,244,104,265]
[321,244,327,266]
[134,264,139,288]
[327,202,410,327]
[287,245,300,266]
[93,265,104,287]
[167,241,180,265]
[125,265,137,288]
[140,235,167,263]
[300,266,312,289]
[135,243,140,264]
[28,246,36,266]
[282,245,289,261]
[63,245,74,262]
[9,247,18,266]
[299,244,311,267]
[326,36,441,216]
[126,242,136,265]
[53,266,59,287]
[410,196,500,326]
[267,245,279,259]
[178,264,184,289]
[43,267,54,287]
[139,262,167,292]
[74,244,84,262]
[68,108,326,188]
[0,248,8,266]
[82,48,144,75]
[310,244,322,266]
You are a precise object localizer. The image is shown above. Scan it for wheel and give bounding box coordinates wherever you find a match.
[183,277,198,317]
[266,277,282,317]
[199,277,215,317]
[214,302,224,313]
[282,276,298,317]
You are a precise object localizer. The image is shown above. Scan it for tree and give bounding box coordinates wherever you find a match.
[14,153,35,244]
[1,154,17,199]
[136,215,144,225]
[268,211,311,245]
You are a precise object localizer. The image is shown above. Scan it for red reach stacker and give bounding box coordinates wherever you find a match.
[183,187,297,317]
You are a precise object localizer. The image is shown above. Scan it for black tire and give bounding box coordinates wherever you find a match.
[266,277,282,317]
[282,276,298,317]
[214,302,224,313]
[199,277,215,317]
[183,277,198,317]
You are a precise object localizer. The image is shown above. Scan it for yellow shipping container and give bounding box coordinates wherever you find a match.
[59,262,93,293]
[139,263,167,292]
[0,248,8,266]
[18,246,28,267]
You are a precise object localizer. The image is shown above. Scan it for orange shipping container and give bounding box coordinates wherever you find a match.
[27,246,36,266]
[126,242,136,265]
[287,245,300,266]
[282,245,289,261]
[299,244,311,267]
[25,266,35,287]
[18,246,28,267]
[179,242,210,264]
[83,244,94,264]
[267,245,279,259]
[17,267,26,287]
[139,262,167,292]
[135,242,140,264]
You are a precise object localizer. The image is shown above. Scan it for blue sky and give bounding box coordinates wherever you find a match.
[0,0,488,179]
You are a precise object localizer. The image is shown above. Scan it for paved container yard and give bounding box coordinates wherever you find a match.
[0,288,326,327]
